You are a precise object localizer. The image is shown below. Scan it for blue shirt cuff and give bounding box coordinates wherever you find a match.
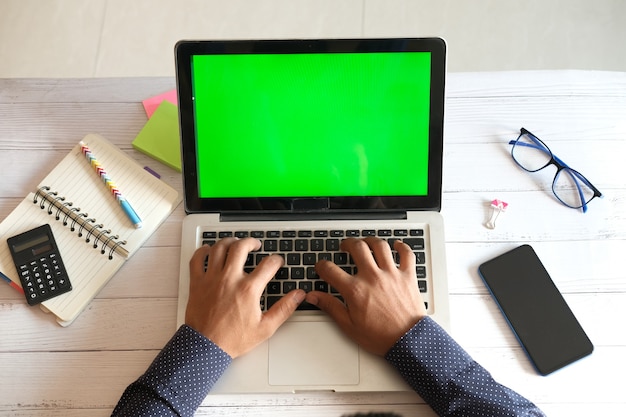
[113,324,231,417]
[385,317,545,417]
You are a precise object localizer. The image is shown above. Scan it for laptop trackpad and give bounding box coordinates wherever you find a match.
[268,321,359,386]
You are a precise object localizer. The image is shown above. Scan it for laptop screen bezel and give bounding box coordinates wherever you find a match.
[175,38,446,215]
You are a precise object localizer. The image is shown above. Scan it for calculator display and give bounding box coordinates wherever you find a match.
[32,243,53,256]
[11,234,50,254]
[7,224,72,306]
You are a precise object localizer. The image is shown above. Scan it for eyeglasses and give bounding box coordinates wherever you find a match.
[509,128,602,213]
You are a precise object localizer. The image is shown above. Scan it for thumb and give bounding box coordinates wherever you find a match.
[261,289,305,333]
[306,291,351,329]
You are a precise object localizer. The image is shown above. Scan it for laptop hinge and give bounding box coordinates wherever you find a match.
[219,211,408,222]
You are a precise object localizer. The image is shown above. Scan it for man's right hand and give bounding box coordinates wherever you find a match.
[305,237,427,356]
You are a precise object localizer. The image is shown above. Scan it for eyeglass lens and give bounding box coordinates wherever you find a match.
[511,132,552,172]
[553,169,597,209]
[512,132,597,209]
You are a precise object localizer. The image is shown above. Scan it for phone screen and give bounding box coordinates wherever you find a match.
[478,244,593,375]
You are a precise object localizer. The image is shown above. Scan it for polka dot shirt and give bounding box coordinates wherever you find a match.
[112,324,231,416]
[385,317,545,416]
[113,319,545,417]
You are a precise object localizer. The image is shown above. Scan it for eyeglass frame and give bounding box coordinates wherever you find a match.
[508,127,602,213]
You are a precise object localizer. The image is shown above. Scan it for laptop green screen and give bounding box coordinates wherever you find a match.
[191,51,431,198]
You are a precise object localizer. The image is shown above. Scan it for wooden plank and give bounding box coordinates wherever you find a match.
[446,240,626,294]
[444,96,626,144]
[0,77,175,103]
[2,410,110,417]
[442,190,626,243]
[0,350,159,411]
[0,103,148,148]
[447,70,626,98]
[0,299,177,351]
[441,140,624,192]
[194,404,437,416]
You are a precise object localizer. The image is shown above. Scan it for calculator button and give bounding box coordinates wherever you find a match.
[18,253,71,304]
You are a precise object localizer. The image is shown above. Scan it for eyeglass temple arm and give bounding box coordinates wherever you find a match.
[508,139,551,155]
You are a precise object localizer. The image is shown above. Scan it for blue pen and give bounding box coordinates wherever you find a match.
[119,198,142,228]
[79,141,143,229]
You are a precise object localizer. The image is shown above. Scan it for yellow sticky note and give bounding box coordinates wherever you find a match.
[132,100,181,171]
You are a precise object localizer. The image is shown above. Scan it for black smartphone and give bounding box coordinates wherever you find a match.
[478,244,593,375]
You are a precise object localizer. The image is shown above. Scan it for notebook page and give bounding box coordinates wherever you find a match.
[39,134,180,256]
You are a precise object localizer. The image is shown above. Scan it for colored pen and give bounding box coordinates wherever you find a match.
[79,141,143,229]
[1,270,24,294]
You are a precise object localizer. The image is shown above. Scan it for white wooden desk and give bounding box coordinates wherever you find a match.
[1,71,625,416]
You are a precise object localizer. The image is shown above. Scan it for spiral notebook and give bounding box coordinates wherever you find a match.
[0,134,181,326]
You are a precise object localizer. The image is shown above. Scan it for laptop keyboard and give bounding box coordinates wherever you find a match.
[201,228,430,312]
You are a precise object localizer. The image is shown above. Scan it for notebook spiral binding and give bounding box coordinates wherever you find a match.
[33,186,129,259]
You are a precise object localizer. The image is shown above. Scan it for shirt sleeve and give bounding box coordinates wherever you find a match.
[111,324,231,417]
[385,317,546,417]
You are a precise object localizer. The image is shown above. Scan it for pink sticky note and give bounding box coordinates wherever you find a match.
[142,89,178,118]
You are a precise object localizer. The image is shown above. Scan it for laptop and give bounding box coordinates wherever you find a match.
[174,38,450,393]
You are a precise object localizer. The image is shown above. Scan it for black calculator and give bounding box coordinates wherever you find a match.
[7,224,72,305]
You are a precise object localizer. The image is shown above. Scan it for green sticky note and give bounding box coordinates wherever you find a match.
[132,100,181,171]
